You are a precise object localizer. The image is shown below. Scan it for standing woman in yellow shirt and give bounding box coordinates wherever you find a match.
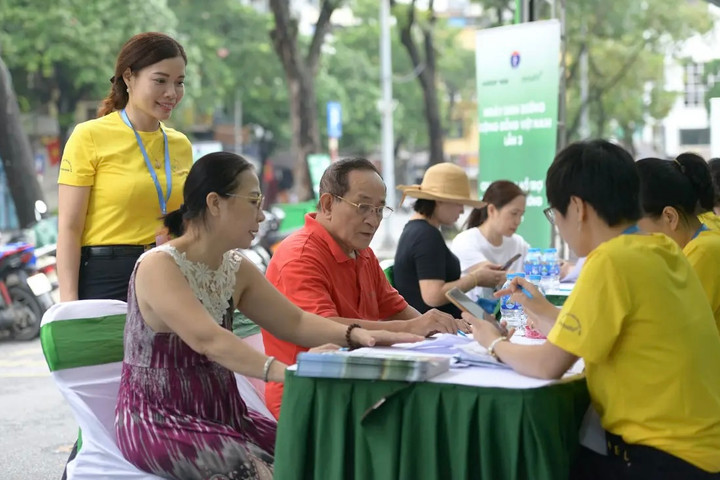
[470,140,720,478]
[57,32,192,302]
[636,154,720,331]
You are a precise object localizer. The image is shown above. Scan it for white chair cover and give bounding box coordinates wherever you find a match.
[41,300,274,479]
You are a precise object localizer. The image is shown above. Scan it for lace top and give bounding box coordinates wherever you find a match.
[138,244,243,322]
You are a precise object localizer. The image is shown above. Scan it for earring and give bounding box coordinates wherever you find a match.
[126,88,129,93]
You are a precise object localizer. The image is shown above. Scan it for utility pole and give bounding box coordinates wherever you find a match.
[380,0,396,249]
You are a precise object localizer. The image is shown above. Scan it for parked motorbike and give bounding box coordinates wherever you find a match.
[241,206,288,273]
[0,242,54,341]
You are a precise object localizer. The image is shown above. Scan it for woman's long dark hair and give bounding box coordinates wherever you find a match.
[637,153,715,222]
[465,180,525,229]
[163,152,254,237]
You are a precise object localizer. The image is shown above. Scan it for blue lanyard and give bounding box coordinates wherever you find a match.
[120,109,172,214]
[692,224,709,240]
[622,224,639,235]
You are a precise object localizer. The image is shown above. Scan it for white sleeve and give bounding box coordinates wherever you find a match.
[451,231,489,273]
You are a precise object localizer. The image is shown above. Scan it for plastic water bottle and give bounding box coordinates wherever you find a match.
[524,248,541,276]
[527,274,546,296]
[541,248,560,290]
[500,274,520,328]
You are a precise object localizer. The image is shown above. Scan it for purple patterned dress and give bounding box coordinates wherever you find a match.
[115,245,275,479]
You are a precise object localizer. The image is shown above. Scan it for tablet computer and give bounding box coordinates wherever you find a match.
[445,287,508,335]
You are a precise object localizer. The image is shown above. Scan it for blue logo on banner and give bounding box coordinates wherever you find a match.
[510,51,521,68]
[327,102,342,139]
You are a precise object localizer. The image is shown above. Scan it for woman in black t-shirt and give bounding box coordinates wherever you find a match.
[394,163,507,316]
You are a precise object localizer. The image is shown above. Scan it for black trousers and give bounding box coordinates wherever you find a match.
[77,248,144,301]
[61,248,144,479]
[571,433,720,480]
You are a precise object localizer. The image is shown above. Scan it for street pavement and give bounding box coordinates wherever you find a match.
[0,338,76,479]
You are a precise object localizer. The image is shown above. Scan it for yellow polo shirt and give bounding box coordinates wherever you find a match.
[684,228,720,332]
[698,212,720,231]
[58,112,192,246]
[548,233,720,472]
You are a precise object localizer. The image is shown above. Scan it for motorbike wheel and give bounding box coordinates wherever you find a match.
[9,285,44,341]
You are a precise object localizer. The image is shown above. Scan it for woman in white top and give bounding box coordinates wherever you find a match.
[451,180,529,301]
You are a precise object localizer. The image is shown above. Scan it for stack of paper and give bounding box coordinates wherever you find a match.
[454,342,511,369]
[296,349,451,381]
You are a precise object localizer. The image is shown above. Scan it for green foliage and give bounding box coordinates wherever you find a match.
[170,0,290,145]
[564,0,712,140]
[0,0,177,127]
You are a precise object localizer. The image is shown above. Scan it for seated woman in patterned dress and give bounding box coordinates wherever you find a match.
[115,152,421,480]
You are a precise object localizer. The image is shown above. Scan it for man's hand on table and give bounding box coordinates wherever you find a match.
[407,308,471,336]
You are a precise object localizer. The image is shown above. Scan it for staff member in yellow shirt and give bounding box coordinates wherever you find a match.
[57,32,192,302]
[470,140,720,478]
[700,157,720,230]
[636,154,720,332]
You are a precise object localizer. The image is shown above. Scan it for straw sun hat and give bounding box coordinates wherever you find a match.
[397,162,486,208]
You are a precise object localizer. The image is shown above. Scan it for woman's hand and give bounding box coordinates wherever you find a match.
[462,312,514,349]
[470,262,506,288]
[559,260,575,280]
[350,328,424,347]
[494,276,559,335]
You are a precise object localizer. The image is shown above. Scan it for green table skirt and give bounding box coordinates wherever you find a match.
[275,373,590,480]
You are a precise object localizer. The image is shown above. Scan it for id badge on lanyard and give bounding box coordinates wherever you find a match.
[120,109,172,216]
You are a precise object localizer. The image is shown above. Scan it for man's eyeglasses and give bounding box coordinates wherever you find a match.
[543,207,555,225]
[227,193,265,211]
[334,195,394,219]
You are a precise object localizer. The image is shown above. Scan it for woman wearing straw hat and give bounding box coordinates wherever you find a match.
[394,163,508,316]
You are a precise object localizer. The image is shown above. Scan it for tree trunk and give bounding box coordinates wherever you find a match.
[394,0,445,166]
[419,38,444,165]
[285,69,319,201]
[269,0,337,202]
[0,55,45,229]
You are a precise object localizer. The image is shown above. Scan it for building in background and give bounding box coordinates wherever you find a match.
[644,3,720,158]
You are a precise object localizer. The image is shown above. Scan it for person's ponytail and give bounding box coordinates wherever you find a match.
[675,153,715,213]
[97,77,129,117]
[464,206,488,229]
[163,206,186,238]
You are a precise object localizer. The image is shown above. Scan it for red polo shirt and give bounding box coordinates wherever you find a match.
[262,213,408,418]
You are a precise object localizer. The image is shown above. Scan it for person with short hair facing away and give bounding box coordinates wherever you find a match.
[699,157,720,230]
[637,153,720,332]
[394,163,507,316]
[57,32,193,303]
[451,180,529,302]
[262,157,467,419]
[115,152,420,479]
[469,140,720,478]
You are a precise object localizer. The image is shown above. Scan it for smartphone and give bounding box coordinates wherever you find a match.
[501,253,522,271]
[445,287,508,335]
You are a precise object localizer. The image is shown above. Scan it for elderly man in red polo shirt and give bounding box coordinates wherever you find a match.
[262,157,467,418]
